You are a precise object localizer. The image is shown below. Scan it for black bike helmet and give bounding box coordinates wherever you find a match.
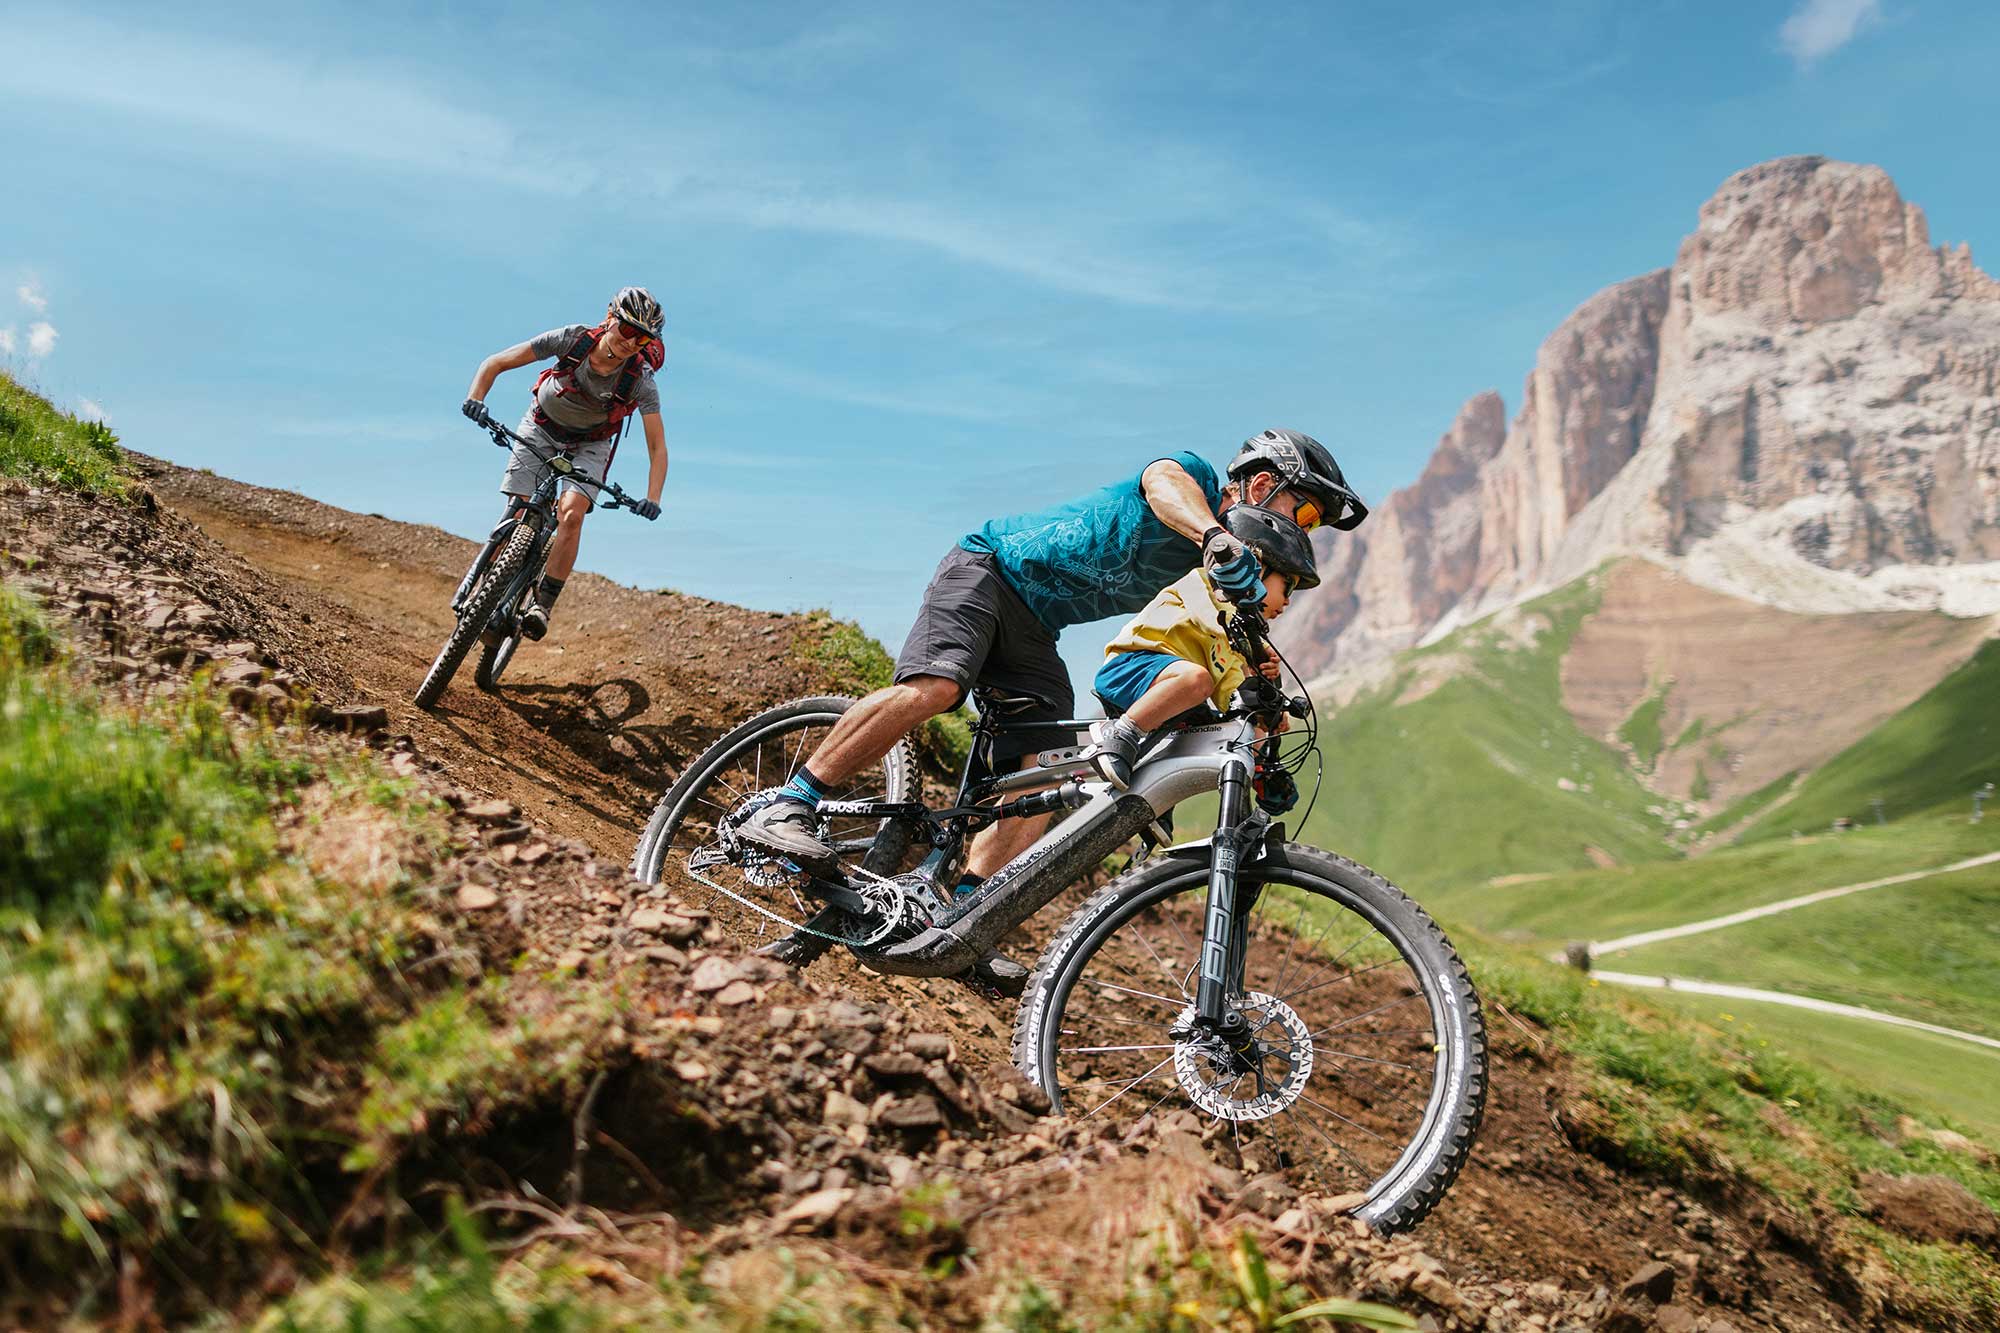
[1223,504,1320,591]
[1227,428,1369,531]
[611,285,665,337]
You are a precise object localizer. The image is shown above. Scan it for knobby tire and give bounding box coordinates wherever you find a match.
[1011,842,1486,1234]
[416,522,538,710]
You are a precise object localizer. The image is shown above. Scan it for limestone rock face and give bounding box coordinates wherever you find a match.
[1281,156,2000,680]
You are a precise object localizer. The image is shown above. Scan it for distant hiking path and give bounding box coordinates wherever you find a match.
[1575,849,2000,1051]
[1586,850,2000,957]
[1589,971,2000,1053]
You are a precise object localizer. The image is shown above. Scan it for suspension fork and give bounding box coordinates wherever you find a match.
[1195,754,1256,1027]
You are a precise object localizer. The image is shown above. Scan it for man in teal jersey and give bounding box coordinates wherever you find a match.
[738,429,1365,907]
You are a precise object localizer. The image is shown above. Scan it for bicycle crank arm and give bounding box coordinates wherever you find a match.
[857,791,1159,977]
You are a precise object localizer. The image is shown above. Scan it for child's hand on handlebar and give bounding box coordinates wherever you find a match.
[1257,644,1281,681]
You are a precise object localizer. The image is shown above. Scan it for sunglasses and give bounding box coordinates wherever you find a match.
[613,320,655,345]
[1286,494,1324,531]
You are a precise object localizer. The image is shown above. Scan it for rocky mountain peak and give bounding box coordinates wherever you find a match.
[1677,155,2000,327]
[1281,156,2000,683]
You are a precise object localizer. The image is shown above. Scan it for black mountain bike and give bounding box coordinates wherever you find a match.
[415,419,644,709]
[630,609,1487,1233]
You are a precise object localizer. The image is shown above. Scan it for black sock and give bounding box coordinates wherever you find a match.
[536,574,566,609]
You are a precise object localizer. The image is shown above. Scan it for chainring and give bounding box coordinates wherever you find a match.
[679,791,934,949]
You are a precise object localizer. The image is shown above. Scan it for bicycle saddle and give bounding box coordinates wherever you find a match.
[972,685,1054,715]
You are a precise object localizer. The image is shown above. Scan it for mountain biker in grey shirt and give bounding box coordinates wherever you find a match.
[461,287,669,640]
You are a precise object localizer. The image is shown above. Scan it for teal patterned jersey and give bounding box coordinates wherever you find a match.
[959,452,1223,631]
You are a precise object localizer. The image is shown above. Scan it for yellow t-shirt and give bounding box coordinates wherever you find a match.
[1100,568,1251,712]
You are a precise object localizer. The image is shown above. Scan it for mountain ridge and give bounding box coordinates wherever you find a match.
[1280,155,2000,679]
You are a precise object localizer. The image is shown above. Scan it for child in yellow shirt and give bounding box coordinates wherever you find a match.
[1084,505,1319,789]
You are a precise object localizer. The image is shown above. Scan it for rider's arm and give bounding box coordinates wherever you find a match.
[1140,458,1225,542]
[640,412,668,504]
[464,341,541,404]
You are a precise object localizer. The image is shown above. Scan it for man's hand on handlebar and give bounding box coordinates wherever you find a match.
[462,398,493,427]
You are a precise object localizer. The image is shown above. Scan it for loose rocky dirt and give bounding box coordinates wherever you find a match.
[3,459,1943,1330]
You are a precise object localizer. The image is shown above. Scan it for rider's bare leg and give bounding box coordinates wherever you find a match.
[798,675,961,785]
[1123,661,1213,728]
[543,490,592,581]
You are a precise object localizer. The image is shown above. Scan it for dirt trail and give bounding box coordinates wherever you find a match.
[132,451,825,858]
[47,456,1904,1330]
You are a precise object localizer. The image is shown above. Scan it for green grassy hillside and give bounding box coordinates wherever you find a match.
[1426,812,1999,947]
[1294,571,1679,893]
[1738,638,2000,841]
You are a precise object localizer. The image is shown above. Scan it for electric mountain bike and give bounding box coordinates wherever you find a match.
[631,607,1486,1232]
[415,419,645,710]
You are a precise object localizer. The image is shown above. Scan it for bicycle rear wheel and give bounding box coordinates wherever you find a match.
[417,523,537,710]
[629,695,918,951]
[1012,843,1485,1234]
[474,628,522,691]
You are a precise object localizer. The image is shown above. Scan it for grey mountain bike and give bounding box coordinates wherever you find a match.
[630,608,1487,1233]
[415,419,644,710]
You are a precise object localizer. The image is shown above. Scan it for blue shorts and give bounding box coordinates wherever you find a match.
[1093,650,1186,714]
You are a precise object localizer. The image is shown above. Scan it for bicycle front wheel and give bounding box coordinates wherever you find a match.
[628,695,918,950]
[1012,842,1485,1234]
[416,523,537,710]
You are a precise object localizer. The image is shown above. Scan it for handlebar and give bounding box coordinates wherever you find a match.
[1224,599,1309,723]
[474,417,645,514]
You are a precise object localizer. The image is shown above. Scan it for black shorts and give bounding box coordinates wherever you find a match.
[894,547,1075,763]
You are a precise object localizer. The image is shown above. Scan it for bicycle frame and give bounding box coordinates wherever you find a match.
[452,421,638,636]
[834,695,1280,1036]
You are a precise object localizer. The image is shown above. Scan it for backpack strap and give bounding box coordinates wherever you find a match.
[531,324,659,446]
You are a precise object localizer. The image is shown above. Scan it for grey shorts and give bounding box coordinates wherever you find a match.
[894,547,1075,763]
[500,417,612,506]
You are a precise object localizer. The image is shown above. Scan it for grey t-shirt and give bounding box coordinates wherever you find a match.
[526,325,661,432]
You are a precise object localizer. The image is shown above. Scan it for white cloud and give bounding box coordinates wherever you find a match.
[0,328,14,355]
[1780,0,1882,66]
[17,282,47,312]
[27,322,58,358]
[77,398,107,423]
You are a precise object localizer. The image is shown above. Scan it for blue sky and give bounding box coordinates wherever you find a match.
[5,0,1997,689]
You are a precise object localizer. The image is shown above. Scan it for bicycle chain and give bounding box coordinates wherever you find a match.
[679,796,932,949]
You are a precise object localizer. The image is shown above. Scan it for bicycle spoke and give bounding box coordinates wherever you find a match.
[1080,1056,1176,1119]
[1078,978,1187,1010]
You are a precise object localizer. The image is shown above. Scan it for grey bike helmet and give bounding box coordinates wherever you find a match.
[1223,504,1320,591]
[1227,428,1369,531]
[611,286,665,337]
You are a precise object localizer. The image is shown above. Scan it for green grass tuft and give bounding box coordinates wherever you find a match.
[0,372,128,495]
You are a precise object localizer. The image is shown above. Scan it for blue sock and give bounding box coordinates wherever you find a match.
[953,873,986,902]
[780,766,833,809]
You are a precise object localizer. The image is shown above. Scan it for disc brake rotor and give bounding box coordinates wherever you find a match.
[1172,990,1315,1122]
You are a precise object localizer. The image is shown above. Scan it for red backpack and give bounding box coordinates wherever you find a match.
[532,323,664,444]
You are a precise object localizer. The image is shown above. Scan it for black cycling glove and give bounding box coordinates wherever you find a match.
[462,398,493,426]
[1202,526,1264,604]
[632,498,661,521]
